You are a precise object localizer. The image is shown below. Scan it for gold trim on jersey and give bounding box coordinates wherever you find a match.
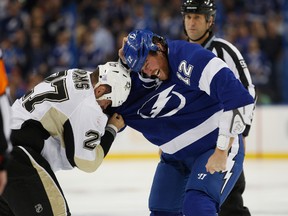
[40,107,68,148]
[40,106,105,173]
[74,145,105,173]
[18,146,68,215]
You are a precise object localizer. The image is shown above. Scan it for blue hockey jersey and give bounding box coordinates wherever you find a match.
[110,39,254,159]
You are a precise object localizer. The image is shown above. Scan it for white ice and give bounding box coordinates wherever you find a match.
[56,159,288,216]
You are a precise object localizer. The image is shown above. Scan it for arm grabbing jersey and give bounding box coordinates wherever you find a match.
[110,40,254,159]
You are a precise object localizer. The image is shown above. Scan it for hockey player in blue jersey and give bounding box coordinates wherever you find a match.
[110,29,254,216]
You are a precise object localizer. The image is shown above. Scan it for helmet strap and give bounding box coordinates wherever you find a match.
[188,28,210,42]
[94,82,101,90]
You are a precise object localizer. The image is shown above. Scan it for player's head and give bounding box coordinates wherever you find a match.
[95,61,131,107]
[181,0,216,42]
[123,29,169,81]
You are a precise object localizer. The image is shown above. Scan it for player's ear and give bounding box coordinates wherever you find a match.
[208,16,213,27]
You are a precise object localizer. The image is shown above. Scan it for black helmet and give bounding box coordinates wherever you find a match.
[181,0,216,16]
[181,0,216,41]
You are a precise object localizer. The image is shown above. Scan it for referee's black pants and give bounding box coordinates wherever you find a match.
[219,170,251,216]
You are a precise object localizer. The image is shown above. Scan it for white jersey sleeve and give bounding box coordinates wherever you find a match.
[68,93,108,172]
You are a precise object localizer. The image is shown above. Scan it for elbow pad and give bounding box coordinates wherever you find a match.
[219,109,246,137]
[241,103,255,124]
[219,102,254,137]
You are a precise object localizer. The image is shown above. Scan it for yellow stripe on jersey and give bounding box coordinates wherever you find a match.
[74,145,105,173]
[18,146,68,215]
[40,107,106,173]
[40,107,67,148]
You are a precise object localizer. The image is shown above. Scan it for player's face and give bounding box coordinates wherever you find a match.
[97,99,112,110]
[140,51,169,81]
[184,13,210,41]
[95,84,112,110]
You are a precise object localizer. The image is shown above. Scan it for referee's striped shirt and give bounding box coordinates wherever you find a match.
[203,34,256,136]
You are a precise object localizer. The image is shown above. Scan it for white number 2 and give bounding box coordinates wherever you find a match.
[177,61,194,86]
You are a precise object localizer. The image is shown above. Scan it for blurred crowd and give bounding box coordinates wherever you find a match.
[0,0,286,104]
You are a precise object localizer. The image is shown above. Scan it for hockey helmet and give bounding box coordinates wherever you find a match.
[181,0,216,16]
[96,62,131,107]
[123,29,160,73]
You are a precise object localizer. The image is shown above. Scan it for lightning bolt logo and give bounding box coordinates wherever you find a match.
[220,155,235,194]
[137,85,185,119]
[149,86,173,118]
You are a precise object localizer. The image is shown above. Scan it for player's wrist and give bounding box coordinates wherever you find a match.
[216,134,230,151]
[105,124,118,138]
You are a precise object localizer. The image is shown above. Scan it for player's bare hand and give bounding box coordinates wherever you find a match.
[118,36,128,63]
[108,113,125,131]
[0,170,7,195]
[205,149,228,174]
